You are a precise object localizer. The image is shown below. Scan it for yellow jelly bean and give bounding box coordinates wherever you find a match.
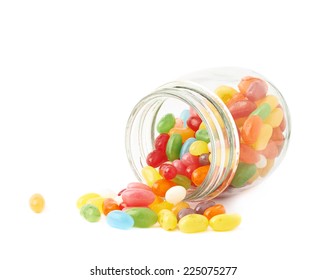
[189,141,209,156]
[265,108,284,128]
[171,201,190,216]
[252,124,273,151]
[29,193,45,213]
[257,95,279,110]
[141,166,162,186]
[148,195,164,208]
[178,214,209,233]
[199,122,206,130]
[258,159,275,177]
[77,193,101,209]
[215,85,238,104]
[209,214,241,231]
[158,209,178,231]
[149,201,174,214]
[87,197,105,214]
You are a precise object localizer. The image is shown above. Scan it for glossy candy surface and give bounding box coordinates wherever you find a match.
[166,134,183,161]
[80,204,101,222]
[194,200,216,214]
[165,186,187,204]
[102,198,120,215]
[106,210,134,230]
[157,113,175,133]
[125,208,158,228]
[203,204,226,220]
[179,138,197,158]
[159,163,177,180]
[146,150,167,167]
[189,141,209,156]
[209,214,241,231]
[158,209,177,231]
[121,189,155,207]
[231,163,257,188]
[152,179,176,197]
[142,166,162,186]
[178,214,209,233]
[29,194,45,213]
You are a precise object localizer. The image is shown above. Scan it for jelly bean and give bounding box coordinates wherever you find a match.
[127,182,152,191]
[177,208,196,221]
[187,116,202,131]
[172,160,188,176]
[169,127,195,142]
[141,166,162,186]
[256,155,267,169]
[209,214,241,231]
[279,114,286,131]
[174,118,184,128]
[226,92,246,107]
[185,164,199,178]
[189,107,199,118]
[146,149,167,168]
[241,115,263,145]
[235,117,246,128]
[228,100,257,119]
[77,193,101,209]
[252,124,273,151]
[154,133,170,152]
[195,129,210,143]
[271,127,285,146]
[119,202,128,210]
[250,103,271,120]
[158,209,177,231]
[80,204,101,222]
[265,108,284,128]
[148,195,164,207]
[87,197,105,214]
[258,159,274,177]
[231,163,257,188]
[106,210,134,230]
[178,214,209,233]
[194,200,216,214]
[191,165,210,187]
[166,133,183,161]
[121,189,155,207]
[157,113,176,133]
[199,122,206,130]
[239,144,260,164]
[260,141,279,159]
[159,163,178,180]
[29,193,45,213]
[203,204,226,220]
[152,179,176,197]
[165,186,187,204]
[125,207,158,228]
[238,76,268,101]
[199,153,210,166]
[215,85,238,103]
[180,109,190,127]
[171,174,192,189]
[181,152,199,167]
[189,140,209,156]
[179,137,197,159]
[171,201,190,216]
[102,198,120,215]
[149,201,174,213]
[257,95,278,110]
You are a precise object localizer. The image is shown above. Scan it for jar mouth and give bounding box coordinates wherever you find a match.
[125,81,240,201]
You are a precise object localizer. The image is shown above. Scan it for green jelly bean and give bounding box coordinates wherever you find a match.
[157,113,176,133]
[250,103,271,120]
[172,174,191,189]
[125,207,158,228]
[80,204,101,222]
[231,163,257,188]
[166,134,182,161]
[195,129,210,143]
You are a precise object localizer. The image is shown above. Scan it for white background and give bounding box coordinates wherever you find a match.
[1,1,325,279]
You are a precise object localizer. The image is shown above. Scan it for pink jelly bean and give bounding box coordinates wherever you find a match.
[228,100,257,119]
[172,160,188,176]
[121,189,155,207]
[127,182,152,191]
[181,152,200,166]
[238,76,268,101]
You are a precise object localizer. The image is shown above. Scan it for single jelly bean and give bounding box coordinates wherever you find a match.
[171,174,192,189]
[181,152,200,166]
[231,162,257,188]
[258,158,274,177]
[238,76,268,101]
[172,160,188,176]
[239,144,260,164]
[241,115,263,145]
[127,182,152,191]
[226,92,246,107]
[228,100,257,119]
[172,201,190,216]
[149,201,174,213]
[174,118,183,128]
[152,179,176,197]
[185,164,199,178]
[166,133,183,161]
[102,198,120,215]
[125,207,158,228]
[106,210,134,230]
[29,193,45,213]
[209,213,241,231]
[180,109,190,127]
[199,153,210,166]
[77,193,101,209]
[215,85,238,103]
[256,155,267,169]
[80,204,101,222]
[157,113,176,133]
[189,140,209,156]
[265,107,284,128]
[154,133,170,152]
[187,116,202,131]
[252,124,273,151]
[158,209,177,231]
[165,186,187,204]
[87,197,105,214]
[203,204,226,220]
[159,163,177,180]
[195,129,210,143]
[257,95,278,110]
[169,127,195,143]
[141,166,162,186]
[178,214,209,233]
[260,141,279,159]
[194,200,216,214]
[146,149,167,168]
[121,189,155,207]
[250,103,271,120]
[191,165,210,187]
[179,137,197,159]
[177,208,196,221]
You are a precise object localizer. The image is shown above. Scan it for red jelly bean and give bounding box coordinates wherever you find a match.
[146,149,167,167]
[154,133,170,152]
[239,144,260,164]
[181,153,200,167]
[159,163,178,180]
[228,100,257,119]
[238,76,268,101]
[185,164,199,178]
[152,179,177,197]
[172,160,188,176]
[121,189,155,207]
[186,116,202,131]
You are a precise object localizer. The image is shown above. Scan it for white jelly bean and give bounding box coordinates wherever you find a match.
[165,186,187,204]
[256,155,267,168]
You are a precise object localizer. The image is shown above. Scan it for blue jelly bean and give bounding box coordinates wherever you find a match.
[179,137,197,158]
[106,210,134,230]
[180,109,190,127]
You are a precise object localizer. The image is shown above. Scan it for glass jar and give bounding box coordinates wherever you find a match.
[125,67,290,201]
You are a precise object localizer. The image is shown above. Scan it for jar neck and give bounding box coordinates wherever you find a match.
[125,81,240,201]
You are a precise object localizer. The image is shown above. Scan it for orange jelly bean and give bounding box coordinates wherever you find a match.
[191,165,210,187]
[152,179,176,197]
[102,198,120,216]
[203,204,226,220]
[239,144,260,164]
[241,115,263,145]
[171,201,190,216]
[168,127,195,142]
